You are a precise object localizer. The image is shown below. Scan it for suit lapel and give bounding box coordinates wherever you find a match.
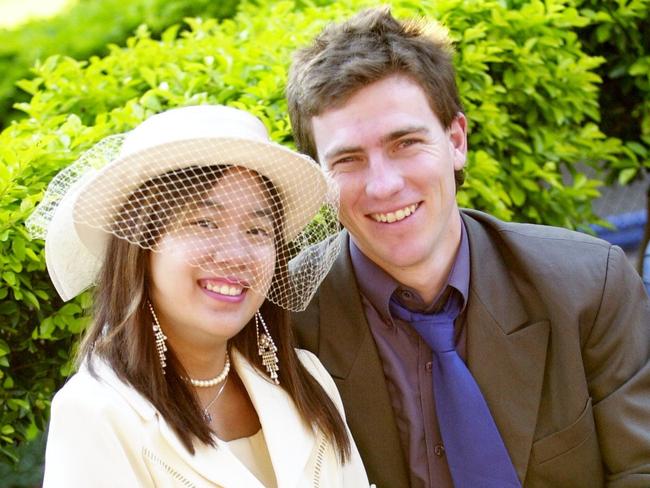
[317,232,410,487]
[462,212,550,482]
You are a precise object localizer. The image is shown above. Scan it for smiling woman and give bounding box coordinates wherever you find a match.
[26,105,369,487]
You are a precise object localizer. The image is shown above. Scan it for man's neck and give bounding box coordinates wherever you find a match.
[383,213,463,305]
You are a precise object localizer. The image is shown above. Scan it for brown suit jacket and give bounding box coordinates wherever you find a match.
[292,209,650,488]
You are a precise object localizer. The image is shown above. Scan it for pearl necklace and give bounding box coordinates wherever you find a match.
[186,353,230,388]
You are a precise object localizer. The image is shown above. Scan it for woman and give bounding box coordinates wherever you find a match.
[29,105,369,487]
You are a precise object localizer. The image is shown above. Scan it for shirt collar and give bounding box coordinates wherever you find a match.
[349,218,470,322]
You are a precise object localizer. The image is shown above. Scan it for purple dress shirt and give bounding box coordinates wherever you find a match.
[349,223,470,488]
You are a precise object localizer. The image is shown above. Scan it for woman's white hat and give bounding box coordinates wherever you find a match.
[27,105,340,308]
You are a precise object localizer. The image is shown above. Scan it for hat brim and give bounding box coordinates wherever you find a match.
[45,172,103,301]
[73,137,327,259]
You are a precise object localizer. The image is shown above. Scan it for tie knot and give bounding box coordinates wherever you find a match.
[389,299,456,353]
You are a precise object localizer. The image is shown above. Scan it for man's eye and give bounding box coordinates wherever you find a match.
[331,156,357,167]
[398,138,420,148]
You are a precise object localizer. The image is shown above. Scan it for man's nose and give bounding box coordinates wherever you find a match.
[364,154,404,200]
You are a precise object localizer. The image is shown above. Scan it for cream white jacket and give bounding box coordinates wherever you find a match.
[43,349,369,487]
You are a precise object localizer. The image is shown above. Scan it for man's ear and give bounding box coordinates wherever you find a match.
[448,113,468,171]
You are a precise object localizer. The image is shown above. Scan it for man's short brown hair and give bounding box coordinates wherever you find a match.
[287,7,463,164]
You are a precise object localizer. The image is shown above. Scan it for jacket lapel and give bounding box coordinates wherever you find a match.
[154,414,264,487]
[152,351,307,488]
[462,211,550,482]
[233,350,315,488]
[97,352,315,487]
[92,359,260,487]
[317,232,410,487]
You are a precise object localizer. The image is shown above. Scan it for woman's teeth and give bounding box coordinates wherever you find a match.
[203,282,243,296]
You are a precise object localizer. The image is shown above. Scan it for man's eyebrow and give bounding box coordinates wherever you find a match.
[323,145,363,163]
[379,125,430,145]
[323,125,430,162]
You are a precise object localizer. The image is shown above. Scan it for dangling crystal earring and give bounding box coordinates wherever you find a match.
[148,301,167,374]
[256,311,279,385]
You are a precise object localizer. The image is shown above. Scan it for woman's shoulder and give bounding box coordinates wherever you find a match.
[52,364,111,410]
[293,348,341,404]
[51,360,156,422]
[294,348,327,377]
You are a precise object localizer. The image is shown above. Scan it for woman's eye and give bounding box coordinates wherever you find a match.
[248,227,271,237]
[192,219,218,229]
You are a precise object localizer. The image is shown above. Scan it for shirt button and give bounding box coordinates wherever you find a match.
[425,361,432,372]
[434,444,445,457]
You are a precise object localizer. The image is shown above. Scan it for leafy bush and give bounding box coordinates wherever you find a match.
[506,0,650,184]
[0,432,45,486]
[0,0,240,128]
[577,0,650,183]
[0,0,634,466]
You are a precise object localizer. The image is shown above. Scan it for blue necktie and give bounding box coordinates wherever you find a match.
[389,297,521,488]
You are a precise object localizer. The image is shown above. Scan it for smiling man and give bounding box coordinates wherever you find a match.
[287,7,650,488]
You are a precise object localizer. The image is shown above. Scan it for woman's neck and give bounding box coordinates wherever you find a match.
[167,332,229,380]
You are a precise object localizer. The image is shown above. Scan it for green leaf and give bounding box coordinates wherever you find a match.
[2,272,16,286]
[618,167,638,185]
[0,339,9,357]
[510,186,526,206]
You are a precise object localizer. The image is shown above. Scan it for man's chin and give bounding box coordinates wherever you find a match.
[367,246,428,271]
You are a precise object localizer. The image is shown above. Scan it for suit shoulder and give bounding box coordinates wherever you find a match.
[462,209,612,264]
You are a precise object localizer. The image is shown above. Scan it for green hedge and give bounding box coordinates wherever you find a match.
[0,0,637,466]
[506,0,650,183]
[578,0,650,183]
[0,0,240,128]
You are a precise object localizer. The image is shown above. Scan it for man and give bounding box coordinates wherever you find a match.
[640,185,650,295]
[287,7,650,488]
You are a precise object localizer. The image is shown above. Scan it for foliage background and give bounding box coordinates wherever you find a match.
[0,0,648,483]
[0,0,240,129]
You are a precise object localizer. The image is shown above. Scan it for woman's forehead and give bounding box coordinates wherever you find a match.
[201,168,275,212]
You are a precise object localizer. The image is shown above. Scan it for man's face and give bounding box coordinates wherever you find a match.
[312,75,467,286]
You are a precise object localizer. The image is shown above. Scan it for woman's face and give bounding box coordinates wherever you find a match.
[148,167,277,349]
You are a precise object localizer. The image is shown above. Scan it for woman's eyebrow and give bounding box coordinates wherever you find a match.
[199,199,273,219]
[250,208,274,221]
[197,199,225,211]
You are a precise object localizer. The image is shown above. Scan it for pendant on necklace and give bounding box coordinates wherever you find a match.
[204,411,212,423]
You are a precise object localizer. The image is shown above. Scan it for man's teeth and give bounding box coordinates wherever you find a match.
[204,283,243,296]
[371,203,418,223]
